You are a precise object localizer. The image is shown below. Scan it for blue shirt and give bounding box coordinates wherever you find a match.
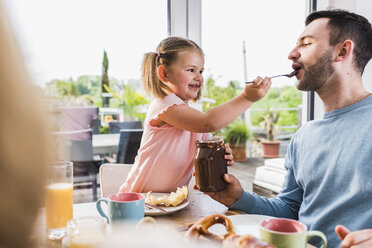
[231,95,372,248]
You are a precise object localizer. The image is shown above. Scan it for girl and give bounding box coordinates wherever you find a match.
[120,37,271,193]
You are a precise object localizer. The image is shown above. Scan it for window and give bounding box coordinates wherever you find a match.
[202,1,306,156]
[3,0,167,86]
[202,0,306,87]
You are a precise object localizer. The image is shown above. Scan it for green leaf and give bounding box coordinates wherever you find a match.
[224,120,250,145]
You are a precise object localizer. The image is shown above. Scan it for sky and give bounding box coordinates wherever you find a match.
[2,0,306,88]
[2,0,168,86]
[202,0,306,87]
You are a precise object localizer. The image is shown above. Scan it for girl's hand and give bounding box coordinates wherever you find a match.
[224,144,235,166]
[243,76,271,102]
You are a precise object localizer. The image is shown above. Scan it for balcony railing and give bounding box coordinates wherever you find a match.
[247,105,302,139]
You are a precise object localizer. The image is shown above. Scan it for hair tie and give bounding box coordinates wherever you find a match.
[156,52,161,58]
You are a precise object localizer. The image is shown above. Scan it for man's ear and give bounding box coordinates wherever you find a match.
[157,65,168,83]
[335,40,353,62]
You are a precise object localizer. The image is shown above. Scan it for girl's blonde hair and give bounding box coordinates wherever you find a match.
[141,36,204,102]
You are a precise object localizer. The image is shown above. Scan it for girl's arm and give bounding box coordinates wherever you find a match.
[159,76,271,133]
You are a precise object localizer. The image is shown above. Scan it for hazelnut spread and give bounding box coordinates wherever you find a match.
[194,139,228,192]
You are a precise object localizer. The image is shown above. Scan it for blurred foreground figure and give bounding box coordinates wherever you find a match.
[0,3,49,248]
[97,223,215,248]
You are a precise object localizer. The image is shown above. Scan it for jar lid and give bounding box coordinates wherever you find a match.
[195,138,224,147]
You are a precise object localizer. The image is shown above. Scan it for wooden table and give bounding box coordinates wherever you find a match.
[33,188,229,248]
[34,187,315,248]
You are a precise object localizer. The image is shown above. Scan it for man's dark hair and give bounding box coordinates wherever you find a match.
[306,9,372,74]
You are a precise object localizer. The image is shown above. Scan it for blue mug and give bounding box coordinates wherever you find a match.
[96,192,145,224]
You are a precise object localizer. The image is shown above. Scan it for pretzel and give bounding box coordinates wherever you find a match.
[185,214,276,248]
[185,214,236,242]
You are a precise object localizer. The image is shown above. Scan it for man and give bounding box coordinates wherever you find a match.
[204,9,372,248]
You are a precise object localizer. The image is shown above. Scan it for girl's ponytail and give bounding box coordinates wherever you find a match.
[141,52,170,99]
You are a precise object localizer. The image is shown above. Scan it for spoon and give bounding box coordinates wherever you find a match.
[245,70,298,84]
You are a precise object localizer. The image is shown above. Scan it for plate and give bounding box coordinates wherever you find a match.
[144,193,189,216]
[208,214,274,238]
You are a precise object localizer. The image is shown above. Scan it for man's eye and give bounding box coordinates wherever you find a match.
[302,43,311,47]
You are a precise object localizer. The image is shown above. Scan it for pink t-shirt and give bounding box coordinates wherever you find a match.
[120,94,211,193]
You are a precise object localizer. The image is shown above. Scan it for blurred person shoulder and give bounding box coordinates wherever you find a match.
[97,225,216,248]
[0,3,50,248]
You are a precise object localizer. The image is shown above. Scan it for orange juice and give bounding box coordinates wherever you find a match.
[69,233,105,248]
[45,183,73,229]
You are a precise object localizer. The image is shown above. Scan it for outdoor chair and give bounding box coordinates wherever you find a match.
[99,163,133,197]
[104,128,143,164]
[116,129,143,164]
[253,158,286,196]
[108,121,142,134]
[51,128,99,201]
[60,106,99,135]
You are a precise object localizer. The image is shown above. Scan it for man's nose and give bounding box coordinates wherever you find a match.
[288,47,300,61]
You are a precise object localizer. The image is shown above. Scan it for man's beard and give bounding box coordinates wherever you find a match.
[297,51,334,91]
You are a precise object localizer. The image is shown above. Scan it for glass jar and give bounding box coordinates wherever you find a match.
[194,139,228,192]
[62,216,107,248]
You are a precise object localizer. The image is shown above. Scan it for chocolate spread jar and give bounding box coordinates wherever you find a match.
[194,139,228,192]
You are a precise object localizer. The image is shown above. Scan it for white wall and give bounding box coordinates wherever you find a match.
[357,0,372,92]
[323,0,356,10]
[312,0,372,119]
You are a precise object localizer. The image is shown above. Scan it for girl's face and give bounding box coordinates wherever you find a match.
[164,50,204,102]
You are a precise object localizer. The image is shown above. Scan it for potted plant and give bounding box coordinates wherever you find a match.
[260,109,281,158]
[104,84,149,122]
[224,120,251,162]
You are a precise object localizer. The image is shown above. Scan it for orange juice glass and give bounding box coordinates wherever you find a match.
[46,161,73,240]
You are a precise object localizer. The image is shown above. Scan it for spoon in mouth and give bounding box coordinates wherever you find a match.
[245,70,298,84]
